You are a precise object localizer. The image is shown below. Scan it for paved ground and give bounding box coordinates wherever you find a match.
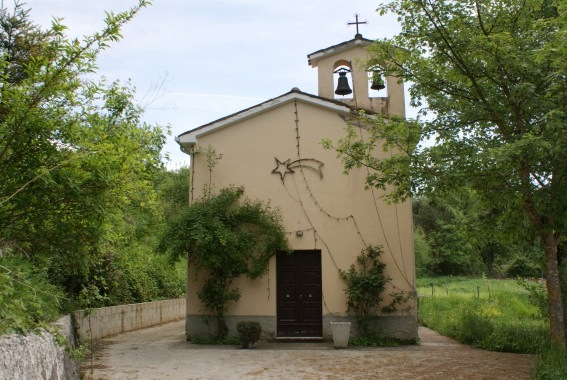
[82,320,534,380]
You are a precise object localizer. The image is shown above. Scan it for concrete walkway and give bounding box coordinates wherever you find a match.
[82,320,534,379]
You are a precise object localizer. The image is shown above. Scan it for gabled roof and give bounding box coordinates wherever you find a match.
[175,88,356,151]
[307,34,374,67]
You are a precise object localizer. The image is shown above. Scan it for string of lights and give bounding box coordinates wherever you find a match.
[276,93,416,314]
[291,100,368,270]
[293,100,368,247]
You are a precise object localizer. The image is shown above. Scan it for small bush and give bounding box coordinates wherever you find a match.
[236,321,262,348]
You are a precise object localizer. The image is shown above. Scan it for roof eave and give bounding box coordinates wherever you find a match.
[307,35,374,67]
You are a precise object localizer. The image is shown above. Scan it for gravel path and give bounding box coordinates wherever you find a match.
[82,320,534,380]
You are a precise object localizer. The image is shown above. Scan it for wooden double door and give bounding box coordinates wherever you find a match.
[276,250,322,338]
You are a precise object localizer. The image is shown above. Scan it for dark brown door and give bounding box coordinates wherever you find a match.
[276,250,322,337]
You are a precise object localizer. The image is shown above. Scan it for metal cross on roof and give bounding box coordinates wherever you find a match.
[347,13,368,36]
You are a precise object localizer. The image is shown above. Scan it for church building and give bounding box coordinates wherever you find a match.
[176,25,417,341]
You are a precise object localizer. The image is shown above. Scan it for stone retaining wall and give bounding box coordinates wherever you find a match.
[74,298,186,341]
[0,299,186,379]
[0,315,79,380]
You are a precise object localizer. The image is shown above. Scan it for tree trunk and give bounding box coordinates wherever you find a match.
[557,243,567,339]
[542,231,566,349]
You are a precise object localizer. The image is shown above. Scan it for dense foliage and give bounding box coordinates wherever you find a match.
[159,186,288,339]
[0,251,64,335]
[413,190,544,277]
[329,0,567,347]
[0,1,187,334]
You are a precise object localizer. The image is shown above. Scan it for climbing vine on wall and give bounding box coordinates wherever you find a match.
[159,186,289,339]
[339,245,411,336]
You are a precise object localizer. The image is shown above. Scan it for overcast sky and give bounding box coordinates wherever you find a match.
[20,0,401,168]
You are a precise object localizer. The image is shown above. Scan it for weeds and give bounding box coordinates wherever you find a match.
[349,335,406,347]
[189,335,241,345]
[532,347,567,380]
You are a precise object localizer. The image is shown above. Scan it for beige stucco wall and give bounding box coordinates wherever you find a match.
[185,99,416,322]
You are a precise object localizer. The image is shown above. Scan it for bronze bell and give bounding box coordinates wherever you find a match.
[335,71,353,96]
[371,76,386,90]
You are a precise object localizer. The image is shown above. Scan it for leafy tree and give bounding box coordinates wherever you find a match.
[156,166,191,222]
[0,1,167,302]
[0,1,52,84]
[94,167,190,307]
[74,167,190,309]
[328,0,567,347]
[412,189,542,276]
[413,227,432,277]
[413,194,482,275]
[159,186,289,339]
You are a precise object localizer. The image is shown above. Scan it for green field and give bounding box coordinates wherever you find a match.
[417,276,547,353]
[416,277,567,379]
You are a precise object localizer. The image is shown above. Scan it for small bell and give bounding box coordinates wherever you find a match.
[335,71,353,96]
[371,74,385,90]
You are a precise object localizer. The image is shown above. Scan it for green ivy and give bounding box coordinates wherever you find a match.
[159,186,289,339]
